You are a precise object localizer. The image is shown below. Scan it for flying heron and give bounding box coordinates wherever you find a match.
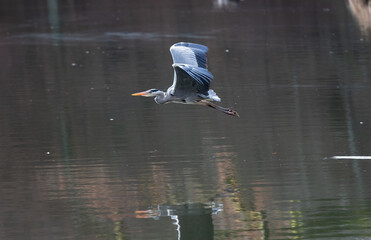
[132,42,239,117]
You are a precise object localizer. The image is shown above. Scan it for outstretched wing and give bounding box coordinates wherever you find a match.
[168,42,213,97]
[171,64,213,97]
[170,42,209,69]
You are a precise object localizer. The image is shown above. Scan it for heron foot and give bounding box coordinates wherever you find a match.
[206,102,239,117]
[227,109,240,117]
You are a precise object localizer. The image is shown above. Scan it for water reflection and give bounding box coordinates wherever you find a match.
[136,203,222,240]
[348,0,371,37]
[4,32,213,46]
[208,141,267,239]
[213,0,241,10]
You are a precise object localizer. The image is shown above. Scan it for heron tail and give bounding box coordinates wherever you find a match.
[206,102,239,117]
[207,89,221,102]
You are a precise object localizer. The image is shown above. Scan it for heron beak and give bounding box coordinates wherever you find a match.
[131,91,148,96]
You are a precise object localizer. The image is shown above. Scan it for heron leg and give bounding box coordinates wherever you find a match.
[205,102,240,117]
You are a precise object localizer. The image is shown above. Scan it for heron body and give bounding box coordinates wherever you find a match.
[132,42,239,117]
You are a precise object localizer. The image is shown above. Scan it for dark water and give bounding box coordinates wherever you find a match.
[1,0,371,239]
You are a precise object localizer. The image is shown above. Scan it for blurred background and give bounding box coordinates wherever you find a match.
[1,0,371,239]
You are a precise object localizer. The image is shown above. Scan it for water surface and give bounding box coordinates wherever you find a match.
[1,0,371,239]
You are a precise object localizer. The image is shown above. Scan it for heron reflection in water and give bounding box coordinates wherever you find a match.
[132,42,239,117]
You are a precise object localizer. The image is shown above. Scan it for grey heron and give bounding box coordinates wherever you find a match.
[132,42,239,117]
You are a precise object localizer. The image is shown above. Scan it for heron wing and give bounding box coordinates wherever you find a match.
[170,42,209,69]
[171,64,213,97]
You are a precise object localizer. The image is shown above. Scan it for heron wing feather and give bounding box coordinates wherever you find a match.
[172,64,213,96]
[170,42,209,69]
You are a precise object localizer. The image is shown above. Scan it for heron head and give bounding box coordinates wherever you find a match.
[131,89,161,97]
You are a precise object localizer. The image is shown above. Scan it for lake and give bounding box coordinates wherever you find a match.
[1,0,371,239]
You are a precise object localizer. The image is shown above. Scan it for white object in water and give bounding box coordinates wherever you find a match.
[329,156,371,160]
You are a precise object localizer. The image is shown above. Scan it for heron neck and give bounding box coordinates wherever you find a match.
[154,91,168,104]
